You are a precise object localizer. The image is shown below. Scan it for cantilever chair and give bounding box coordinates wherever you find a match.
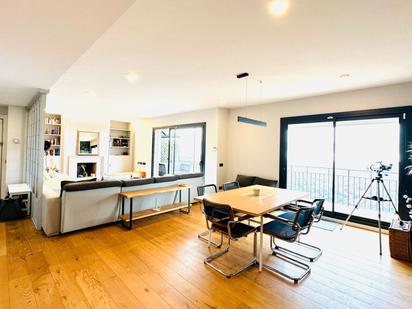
[262,203,315,284]
[222,181,251,221]
[197,184,221,247]
[202,199,257,278]
[277,199,325,262]
[222,181,240,191]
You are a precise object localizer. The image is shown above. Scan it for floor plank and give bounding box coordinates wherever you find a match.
[2,204,412,309]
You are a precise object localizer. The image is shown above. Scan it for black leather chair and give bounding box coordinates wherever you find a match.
[197,184,217,197]
[222,181,252,221]
[158,163,166,176]
[223,181,240,191]
[277,199,325,262]
[197,184,221,247]
[262,203,315,284]
[202,199,257,278]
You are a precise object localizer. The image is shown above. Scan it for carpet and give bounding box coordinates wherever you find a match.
[313,219,339,232]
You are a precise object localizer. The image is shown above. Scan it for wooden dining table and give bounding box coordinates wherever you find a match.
[197,185,308,271]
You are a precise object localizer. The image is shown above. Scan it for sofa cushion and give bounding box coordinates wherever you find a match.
[236,175,256,187]
[154,175,179,183]
[62,180,121,192]
[253,177,278,187]
[60,178,96,196]
[178,173,203,180]
[122,178,154,187]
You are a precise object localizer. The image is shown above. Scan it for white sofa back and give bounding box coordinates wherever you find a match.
[42,174,204,235]
[60,181,122,233]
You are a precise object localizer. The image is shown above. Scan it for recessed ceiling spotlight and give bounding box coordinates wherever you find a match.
[268,0,290,17]
[125,71,139,83]
[339,73,351,78]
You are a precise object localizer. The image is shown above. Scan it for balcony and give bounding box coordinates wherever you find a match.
[287,165,399,222]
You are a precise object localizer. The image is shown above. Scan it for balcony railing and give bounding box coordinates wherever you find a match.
[287,165,399,214]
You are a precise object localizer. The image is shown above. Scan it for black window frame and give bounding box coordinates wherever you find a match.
[279,105,412,228]
[151,122,206,177]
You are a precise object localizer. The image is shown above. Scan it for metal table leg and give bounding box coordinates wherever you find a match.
[259,215,263,271]
[187,188,191,214]
[179,188,191,214]
[129,198,133,230]
[121,196,125,216]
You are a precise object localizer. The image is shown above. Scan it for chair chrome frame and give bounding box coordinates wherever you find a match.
[202,200,257,278]
[275,199,324,262]
[263,236,311,284]
[262,205,314,284]
[197,184,222,247]
[204,220,257,278]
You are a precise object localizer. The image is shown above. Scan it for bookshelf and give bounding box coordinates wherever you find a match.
[109,121,131,156]
[44,113,62,156]
[108,120,133,173]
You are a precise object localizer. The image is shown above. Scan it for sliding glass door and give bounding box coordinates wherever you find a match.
[287,122,334,212]
[152,123,205,177]
[334,118,399,222]
[280,107,412,227]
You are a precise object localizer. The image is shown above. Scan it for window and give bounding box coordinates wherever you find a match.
[152,123,205,176]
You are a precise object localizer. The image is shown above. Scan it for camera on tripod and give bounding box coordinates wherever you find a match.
[342,160,399,255]
[368,161,392,175]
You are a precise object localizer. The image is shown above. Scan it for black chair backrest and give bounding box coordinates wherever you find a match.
[202,199,234,225]
[158,163,166,176]
[197,184,218,196]
[312,199,325,217]
[293,205,315,231]
[223,181,240,191]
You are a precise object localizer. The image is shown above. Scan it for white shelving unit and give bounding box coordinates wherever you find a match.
[44,113,63,172]
[108,121,133,173]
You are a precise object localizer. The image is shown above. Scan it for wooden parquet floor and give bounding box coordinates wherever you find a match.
[1,204,411,308]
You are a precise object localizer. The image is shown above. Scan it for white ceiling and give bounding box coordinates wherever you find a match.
[5,1,412,117]
[0,0,135,106]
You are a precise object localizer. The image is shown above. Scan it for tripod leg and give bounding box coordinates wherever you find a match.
[341,179,375,231]
[380,180,399,217]
[377,181,382,256]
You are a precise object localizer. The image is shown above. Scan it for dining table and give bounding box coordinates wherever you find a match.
[196,185,308,271]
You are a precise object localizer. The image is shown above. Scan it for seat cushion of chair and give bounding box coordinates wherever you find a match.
[263,219,297,241]
[278,211,295,221]
[279,210,311,230]
[212,220,256,238]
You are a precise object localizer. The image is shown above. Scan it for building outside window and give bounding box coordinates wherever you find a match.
[152,123,205,176]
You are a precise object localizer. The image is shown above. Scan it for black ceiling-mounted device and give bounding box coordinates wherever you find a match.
[236,72,249,79]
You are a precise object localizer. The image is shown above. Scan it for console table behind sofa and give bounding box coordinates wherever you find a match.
[119,183,191,230]
[42,173,203,236]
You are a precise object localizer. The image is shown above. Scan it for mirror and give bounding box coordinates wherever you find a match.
[77,131,99,155]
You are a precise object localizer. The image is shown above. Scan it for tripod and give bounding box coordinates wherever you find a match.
[340,172,399,255]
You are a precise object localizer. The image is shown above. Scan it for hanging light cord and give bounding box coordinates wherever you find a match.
[244,76,248,108]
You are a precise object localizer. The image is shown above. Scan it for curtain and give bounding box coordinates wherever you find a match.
[24,92,46,229]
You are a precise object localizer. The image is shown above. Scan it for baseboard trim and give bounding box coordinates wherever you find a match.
[322,215,389,235]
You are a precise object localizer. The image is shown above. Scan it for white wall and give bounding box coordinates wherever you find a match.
[5,106,27,189]
[61,116,111,175]
[225,82,412,182]
[216,108,229,187]
[133,107,229,186]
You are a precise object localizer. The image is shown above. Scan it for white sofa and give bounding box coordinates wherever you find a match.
[42,174,203,236]
[60,181,122,233]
